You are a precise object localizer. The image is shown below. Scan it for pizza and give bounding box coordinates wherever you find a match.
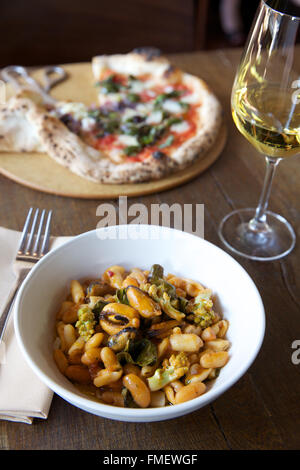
[0,50,223,184]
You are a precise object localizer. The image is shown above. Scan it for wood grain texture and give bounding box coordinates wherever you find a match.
[0,48,299,450]
[0,128,226,198]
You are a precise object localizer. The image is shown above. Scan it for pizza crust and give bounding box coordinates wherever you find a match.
[92,53,173,83]
[0,53,223,184]
[0,94,45,153]
[169,74,223,167]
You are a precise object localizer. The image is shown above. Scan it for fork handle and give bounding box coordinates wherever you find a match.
[0,270,29,342]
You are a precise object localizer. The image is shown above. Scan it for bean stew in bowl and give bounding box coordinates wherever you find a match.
[14,225,265,421]
[53,263,230,409]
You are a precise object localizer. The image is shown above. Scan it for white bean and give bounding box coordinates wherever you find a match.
[150,391,166,407]
[200,351,229,369]
[170,333,203,352]
[204,339,230,352]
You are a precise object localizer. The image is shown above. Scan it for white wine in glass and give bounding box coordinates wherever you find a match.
[219,0,300,261]
[232,84,300,158]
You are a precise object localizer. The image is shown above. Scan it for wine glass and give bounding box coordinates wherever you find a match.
[218,0,300,261]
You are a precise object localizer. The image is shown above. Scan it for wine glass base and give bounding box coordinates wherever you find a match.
[218,208,296,261]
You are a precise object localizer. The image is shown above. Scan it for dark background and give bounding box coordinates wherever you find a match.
[0,0,262,67]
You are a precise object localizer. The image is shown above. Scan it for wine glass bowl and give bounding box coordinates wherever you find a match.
[219,0,299,261]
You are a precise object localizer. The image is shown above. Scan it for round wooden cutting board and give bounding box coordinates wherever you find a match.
[0,63,227,199]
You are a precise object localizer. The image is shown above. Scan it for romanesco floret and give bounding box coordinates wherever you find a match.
[147,352,189,391]
[168,352,189,370]
[75,305,96,341]
[188,289,216,328]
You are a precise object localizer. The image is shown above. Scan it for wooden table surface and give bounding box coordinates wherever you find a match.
[0,48,299,451]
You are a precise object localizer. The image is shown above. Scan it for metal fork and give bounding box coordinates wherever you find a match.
[0,208,53,341]
[1,65,68,105]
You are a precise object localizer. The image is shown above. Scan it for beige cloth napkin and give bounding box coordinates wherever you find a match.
[0,227,71,424]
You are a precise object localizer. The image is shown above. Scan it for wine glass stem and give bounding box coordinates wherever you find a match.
[250,156,280,231]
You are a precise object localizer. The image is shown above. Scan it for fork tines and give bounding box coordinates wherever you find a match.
[17,208,52,262]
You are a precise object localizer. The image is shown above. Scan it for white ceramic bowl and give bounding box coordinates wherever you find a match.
[14,225,265,422]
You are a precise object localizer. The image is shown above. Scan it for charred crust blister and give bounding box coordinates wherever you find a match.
[152,150,166,160]
[132,47,161,61]
[163,65,176,78]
